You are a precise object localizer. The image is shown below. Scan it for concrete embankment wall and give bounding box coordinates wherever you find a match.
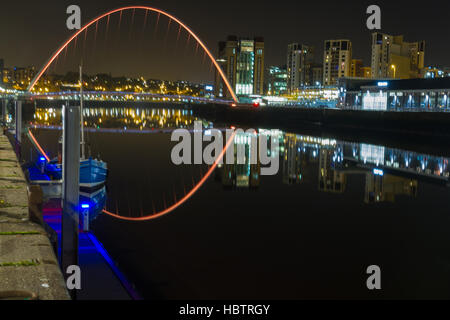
[195,105,450,136]
[0,132,69,300]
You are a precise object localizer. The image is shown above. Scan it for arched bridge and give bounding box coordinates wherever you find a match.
[27,6,238,103]
[27,6,240,221]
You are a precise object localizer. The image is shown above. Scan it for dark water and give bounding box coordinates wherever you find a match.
[24,105,450,299]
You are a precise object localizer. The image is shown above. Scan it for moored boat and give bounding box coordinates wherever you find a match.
[25,156,108,223]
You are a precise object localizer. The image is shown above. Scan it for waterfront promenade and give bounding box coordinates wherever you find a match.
[0,132,68,300]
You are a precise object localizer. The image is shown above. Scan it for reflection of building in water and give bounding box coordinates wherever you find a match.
[360,144,385,166]
[365,173,418,203]
[319,149,346,193]
[283,135,303,184]
[32,107,198,129]
[217,132,260,189]
[259,129,283,158]
[281,133,339,185]
[282,134,308,184]
[339,141,450,203]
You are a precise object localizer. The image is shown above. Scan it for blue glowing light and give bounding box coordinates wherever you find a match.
[377,82,389,87]
[39,157,46,161]
[373,168,384,176]
[81,203,90,209]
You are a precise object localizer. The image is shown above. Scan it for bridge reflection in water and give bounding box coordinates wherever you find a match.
[22,105,450,299]
[32,107,199,130]
[28,106,450,208]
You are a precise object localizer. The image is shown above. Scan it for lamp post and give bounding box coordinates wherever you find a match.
[391,65,396,78]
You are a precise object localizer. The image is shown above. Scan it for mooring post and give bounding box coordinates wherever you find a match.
[61,104,80,299]
[82,206,89,232]
[14,100,22,158]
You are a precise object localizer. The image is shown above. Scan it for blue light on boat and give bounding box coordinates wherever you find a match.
[81,203,90,209]
[39,157,46,162]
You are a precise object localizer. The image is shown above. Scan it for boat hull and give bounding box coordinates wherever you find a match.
[26,157,108,222]
[80,158,108,186]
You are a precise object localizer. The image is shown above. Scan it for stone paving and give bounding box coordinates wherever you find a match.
[0,133,69,300]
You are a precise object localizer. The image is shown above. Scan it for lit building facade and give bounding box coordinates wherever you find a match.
[311,65,323,86]
[2,68,11,84]
[340,78,450,111]
[266,66,287,96]
[351,59,363,77]
[361,67,372,79]
[371,33,425,79]
[350,61,372,79]
[215,36,265,98]
[287,43,315,93]
[293,86,339,100]
[15,66,35,85]
[422,66,450,79]
[323,40,352,86]
[2,66,36,88]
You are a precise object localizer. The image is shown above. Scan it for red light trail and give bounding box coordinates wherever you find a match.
[27,129,50,162]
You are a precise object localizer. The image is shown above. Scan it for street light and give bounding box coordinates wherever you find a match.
[391,65,396,78]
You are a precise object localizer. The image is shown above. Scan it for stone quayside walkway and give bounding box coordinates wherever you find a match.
[0,132,69,300]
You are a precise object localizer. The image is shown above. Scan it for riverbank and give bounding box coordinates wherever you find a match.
[32,99,450,157]
[0,132,69,300]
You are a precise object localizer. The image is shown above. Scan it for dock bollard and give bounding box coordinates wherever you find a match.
[82,205,89,232]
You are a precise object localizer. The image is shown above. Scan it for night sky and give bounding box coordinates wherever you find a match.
[1,0,449,83]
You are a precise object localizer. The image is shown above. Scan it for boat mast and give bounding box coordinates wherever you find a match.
[80,63,85,160]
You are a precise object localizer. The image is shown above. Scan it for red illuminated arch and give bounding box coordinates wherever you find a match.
[28,122,237,222]
[102,130,236,221]
[27,6,238,103]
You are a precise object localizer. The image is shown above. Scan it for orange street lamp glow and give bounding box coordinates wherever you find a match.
[391,65,396,78]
